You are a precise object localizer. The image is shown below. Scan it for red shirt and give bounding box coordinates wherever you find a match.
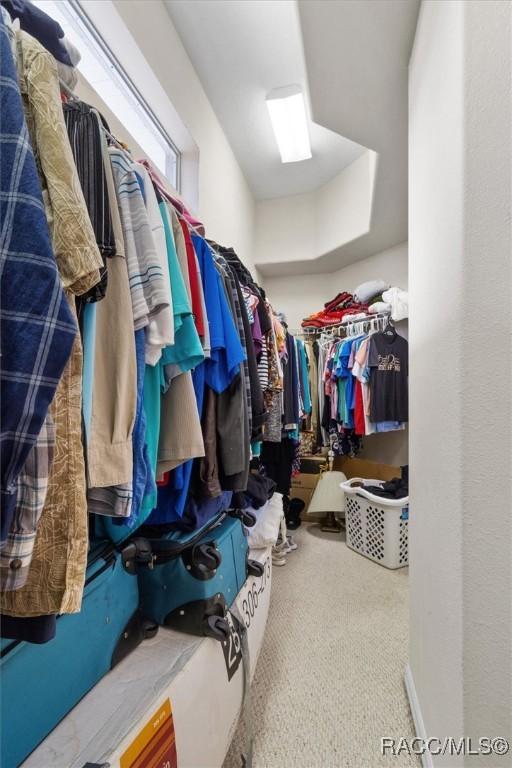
[354,379,366,436]
[180,219,205,337]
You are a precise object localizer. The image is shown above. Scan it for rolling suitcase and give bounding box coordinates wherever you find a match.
[135,508,264,641]
[0,537,157,768]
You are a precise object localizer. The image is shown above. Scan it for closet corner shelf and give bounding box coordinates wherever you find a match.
[295,311,402,337]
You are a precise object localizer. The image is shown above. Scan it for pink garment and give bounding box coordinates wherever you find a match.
[242,287,259,319]
[137,159,205,235]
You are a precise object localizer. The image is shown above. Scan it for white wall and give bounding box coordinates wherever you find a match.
[81,0,257,274]
[408,1,512,762]
[255,151,376,274]
[264,242,409,467]
[264,241,407,330]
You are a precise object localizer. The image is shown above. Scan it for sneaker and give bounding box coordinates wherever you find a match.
[272,551,287,566]
[274,539,292,555]
[286,535,298,551]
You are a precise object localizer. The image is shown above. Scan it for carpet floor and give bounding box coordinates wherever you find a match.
[223,523,419,768]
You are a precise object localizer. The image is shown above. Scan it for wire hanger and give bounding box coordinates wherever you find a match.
[104,127,132,154]
[59,76,79,101]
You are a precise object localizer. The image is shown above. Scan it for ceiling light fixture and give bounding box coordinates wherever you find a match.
[266,85,312,164]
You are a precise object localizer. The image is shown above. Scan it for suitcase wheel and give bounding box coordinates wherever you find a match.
[186,542,222,580]
[142,618,159,640]
[197,543,222,571]
[206,614,230,642]
[247,559,265,578]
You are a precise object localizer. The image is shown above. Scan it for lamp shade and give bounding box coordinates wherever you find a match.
[307,471,347,515]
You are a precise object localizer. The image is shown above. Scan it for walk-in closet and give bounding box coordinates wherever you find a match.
[1,1,510,767]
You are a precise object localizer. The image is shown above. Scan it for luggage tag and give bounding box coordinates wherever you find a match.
[220,610,243,681]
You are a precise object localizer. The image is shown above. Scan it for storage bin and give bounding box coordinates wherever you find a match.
[340,478,409,569]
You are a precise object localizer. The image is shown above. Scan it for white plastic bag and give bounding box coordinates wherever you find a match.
[245,492,283,549]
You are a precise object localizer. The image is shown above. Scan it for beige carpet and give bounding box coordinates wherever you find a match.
[223,523,419,768]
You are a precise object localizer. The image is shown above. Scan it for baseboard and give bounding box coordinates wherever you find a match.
[404,663,434,768]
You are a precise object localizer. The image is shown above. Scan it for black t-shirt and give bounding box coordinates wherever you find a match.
[368,331,408,422]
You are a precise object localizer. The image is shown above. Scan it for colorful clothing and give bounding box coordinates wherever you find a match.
[2,29,102,615]
[109,147,169,331]
[0,19,76,544]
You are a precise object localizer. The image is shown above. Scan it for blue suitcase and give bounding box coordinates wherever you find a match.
[135,509,263,641]
[0,538,156,768]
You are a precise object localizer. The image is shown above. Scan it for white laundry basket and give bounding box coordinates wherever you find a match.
[340,478,409,569]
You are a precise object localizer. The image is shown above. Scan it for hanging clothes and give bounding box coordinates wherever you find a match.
[368,330,409,422]
[63,99,116,304]
[0,19,76,563]
[302,321,408,456]
[1,27,103,619]
[1,14,289,640]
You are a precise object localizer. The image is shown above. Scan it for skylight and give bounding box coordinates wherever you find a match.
[266,85,312,164]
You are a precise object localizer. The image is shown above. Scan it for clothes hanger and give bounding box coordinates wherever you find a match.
[58,79,131,159]
[59,77,79,101]
[382,315,397,340]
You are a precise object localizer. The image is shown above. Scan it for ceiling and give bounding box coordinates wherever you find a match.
[165,0,366,201]
[259,0,420,275]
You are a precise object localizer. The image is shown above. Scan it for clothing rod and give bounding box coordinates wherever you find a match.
[296,311,392,336]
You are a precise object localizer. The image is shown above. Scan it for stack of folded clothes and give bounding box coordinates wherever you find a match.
[301,280,401,330]
[301,292,369,329]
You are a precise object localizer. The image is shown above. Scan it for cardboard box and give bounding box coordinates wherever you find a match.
[291,472,319,490]
[289,484,314,512]
[299,455,328,475]
[333,456,400,481]
[292,456,402,521]
[291,457,324,517]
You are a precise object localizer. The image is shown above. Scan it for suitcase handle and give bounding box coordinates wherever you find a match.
[122,511,227,570]
[228,508,257,528]
[206,614,230,641]
[247,559,264,578]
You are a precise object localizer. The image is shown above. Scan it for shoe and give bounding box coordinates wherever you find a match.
[286,497,304,529]
[272,551,287,566]
[286,535,298,551]
[274,539,292,555]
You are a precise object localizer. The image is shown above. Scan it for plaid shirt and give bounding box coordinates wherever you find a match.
[0,414,55,591]
[0,18,76,543]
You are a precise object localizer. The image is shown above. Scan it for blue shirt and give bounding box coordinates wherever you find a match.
[296,338,312,415]
[192,235,245,393]
[149,235,245,525]
[149,363,206,524]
